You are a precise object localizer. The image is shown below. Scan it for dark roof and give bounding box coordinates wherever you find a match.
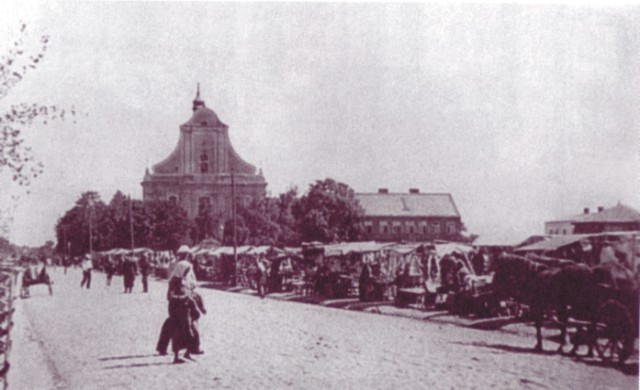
[515,231,640,252]
[549,204,640,224]
[355,193,460,218]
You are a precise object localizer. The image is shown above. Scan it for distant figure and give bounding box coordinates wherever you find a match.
[104,256,115,287]
[139,254,151,293]
[122,256,138,294]
[80,254,92,289]
[359,263,371,302]
[599,241,618,265]
[255,258,268,298]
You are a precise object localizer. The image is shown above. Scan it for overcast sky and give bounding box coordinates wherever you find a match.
[1,2,638,246]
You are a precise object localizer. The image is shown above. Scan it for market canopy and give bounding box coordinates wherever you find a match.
[322,241,392,257]
[515,234,591,253]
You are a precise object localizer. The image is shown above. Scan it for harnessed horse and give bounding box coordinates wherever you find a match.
[21,265,53,298]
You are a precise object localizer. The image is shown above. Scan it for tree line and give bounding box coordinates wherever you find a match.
[55,178,366,255]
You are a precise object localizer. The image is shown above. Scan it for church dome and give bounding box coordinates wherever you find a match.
[184,106,225,127]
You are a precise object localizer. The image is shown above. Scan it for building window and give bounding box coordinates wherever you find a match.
[168,196,177,205]
[423,226,428,234]
[409,227,414,234]
[198,196,211,211]
[447,222,456,234]
[562,229,567,235]
[431,222,440,234]
[366,226,372,234]
[395,226,402,234]
[200,152,209,173]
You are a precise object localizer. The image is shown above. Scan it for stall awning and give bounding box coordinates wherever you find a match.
[515,234,590,253]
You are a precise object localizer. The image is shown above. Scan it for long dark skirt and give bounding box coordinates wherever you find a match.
[169,297,197,353]
[123,273,135,289]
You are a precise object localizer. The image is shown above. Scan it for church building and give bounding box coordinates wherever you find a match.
[142,86,267,220]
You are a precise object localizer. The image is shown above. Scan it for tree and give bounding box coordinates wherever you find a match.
[55,191,193,254]
[55,191,107,256]
[222,214,250,246]
[144,200,192,251]
[1,23,77,186]
[274,188,301,246]
[294,178,365,243]
[194,202,222,242]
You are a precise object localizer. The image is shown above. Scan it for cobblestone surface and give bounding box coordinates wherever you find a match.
[8,268,638,389]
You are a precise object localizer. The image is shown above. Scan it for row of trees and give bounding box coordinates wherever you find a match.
[55,178,366,255]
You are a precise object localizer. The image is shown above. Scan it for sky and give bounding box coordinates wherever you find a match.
[0,2,638,246]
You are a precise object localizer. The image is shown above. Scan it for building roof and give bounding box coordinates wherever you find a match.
[182,106,226,128]
[355,193,460,218]
[549,204,640,224]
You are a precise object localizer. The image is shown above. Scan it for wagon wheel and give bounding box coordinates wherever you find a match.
[20,286,27,299]
[594,300,634,365]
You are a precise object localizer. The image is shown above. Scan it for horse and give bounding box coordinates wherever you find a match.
[491,254,601,353]
[21,264,53,298]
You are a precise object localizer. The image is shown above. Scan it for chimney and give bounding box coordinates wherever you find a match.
[583,208,590,214]
[378,188,389,194]
[409,188,420,194]
[597,206,604,212]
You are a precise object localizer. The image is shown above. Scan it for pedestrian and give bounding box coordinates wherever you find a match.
[80,254,92,289]
[104,256,115,287]
[255,257,268,298]
[157,261,202,360]
[122,255,138,294]
[139,254,150,293]
[168,276,198,364]
[156,258,197,355]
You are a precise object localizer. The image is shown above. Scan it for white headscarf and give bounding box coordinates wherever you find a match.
[170,259,196,290]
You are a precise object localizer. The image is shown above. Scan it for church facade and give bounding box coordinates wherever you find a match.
[141,87,267,220]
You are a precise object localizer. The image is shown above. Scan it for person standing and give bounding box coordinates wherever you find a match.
[122,256,138,293]
[80,254,92,289]
[139,254,150,293]
[255,258,268,298]
[104,256,115,287]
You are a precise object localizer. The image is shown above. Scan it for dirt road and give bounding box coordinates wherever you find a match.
[7,268,638,389]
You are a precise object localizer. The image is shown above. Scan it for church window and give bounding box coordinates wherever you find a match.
[198,196,211,212]
[200,152,209,173]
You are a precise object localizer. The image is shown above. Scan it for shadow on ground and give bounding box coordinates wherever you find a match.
[452,341,639,376]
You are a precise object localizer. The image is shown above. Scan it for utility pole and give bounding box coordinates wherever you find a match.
[231,167,237,286]
[88,200,94,254]
[231,168,238,265]
[62,227,67,257]
[129,194,135,253]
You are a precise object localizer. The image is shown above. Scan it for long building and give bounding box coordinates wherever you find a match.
[545,203,640,235]
[355,188,462,242]
[142,86,267,220]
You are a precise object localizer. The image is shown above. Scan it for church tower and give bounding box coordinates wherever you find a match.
[142,86,267,220]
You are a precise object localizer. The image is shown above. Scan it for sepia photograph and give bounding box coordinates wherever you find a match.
[0,1,638,389]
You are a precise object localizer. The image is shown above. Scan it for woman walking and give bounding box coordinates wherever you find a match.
[122,256,138,293]
[168,277,197,363]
